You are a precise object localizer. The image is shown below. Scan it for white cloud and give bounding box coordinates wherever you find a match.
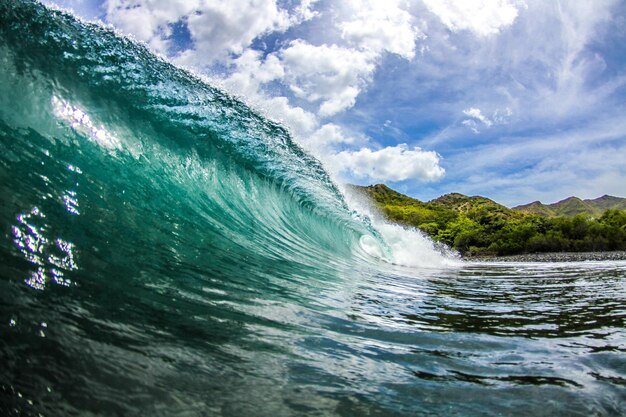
[330,144,445,182]
[261,96,318,138]
[217,0,423,122]
[222,49,284,97]
[539,2,619,118]
[105,0,199,52]
[463,107,492,127]
[303,123,356,156]
[105,0,297,64]
[293,0,319,23]
[339,0,421,59]
[405,0,622,148]
[461,106,512,133]
[176,0,292,66]
[423,0,521,36]
[280,40,376,117]
[102,0,422,132]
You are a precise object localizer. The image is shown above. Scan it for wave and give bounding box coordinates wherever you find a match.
[0,0,456,287]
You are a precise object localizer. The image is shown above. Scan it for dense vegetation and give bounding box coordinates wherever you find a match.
[354,184,626,256]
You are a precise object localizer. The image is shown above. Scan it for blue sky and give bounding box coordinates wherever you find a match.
[44,0,626,206]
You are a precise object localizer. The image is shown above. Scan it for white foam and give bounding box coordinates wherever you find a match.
[358,234,388,260]
[342,185,462,269]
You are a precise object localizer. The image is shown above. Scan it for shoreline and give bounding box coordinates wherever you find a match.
[464,251,626,262]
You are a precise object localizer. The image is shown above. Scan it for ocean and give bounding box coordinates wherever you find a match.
[1,1,625,415]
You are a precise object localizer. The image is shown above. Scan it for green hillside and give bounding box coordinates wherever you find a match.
[589,195,626,211]
[511,201,555,216]
[514,194,626,217]
[352,184,626,256]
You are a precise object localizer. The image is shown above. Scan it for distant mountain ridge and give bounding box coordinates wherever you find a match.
[513,195,626,217]
[431,192,510,214]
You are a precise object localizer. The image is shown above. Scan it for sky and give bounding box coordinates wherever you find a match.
[43,0,626,207]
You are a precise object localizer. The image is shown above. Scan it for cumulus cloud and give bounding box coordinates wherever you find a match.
[219,0,422,120]
[105,0,198,52]
[293,0,319,23]
[260,96,318,138]
[102,0,423,128]
[330,144,445,182]
[339,0,421,59]
[179,0,291,64]
[303,123,357,155]
[423,0,522,36]
[105,0,299,64]
[222,49,284,97]
[280,41,376,117]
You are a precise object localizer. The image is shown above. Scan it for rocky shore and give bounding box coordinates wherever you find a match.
[465,251,626,262]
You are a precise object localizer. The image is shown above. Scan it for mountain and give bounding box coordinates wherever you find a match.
[431,193,513,215]
[513,195,626,217]
[511,201,555,217]
[586,195,626,211]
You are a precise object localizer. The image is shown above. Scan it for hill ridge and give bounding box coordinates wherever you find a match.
[513,194,626,217]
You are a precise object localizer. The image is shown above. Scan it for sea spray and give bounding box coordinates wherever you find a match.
[341,184,461,268]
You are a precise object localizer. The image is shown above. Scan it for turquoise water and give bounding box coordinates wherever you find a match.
[1,1,625,415]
